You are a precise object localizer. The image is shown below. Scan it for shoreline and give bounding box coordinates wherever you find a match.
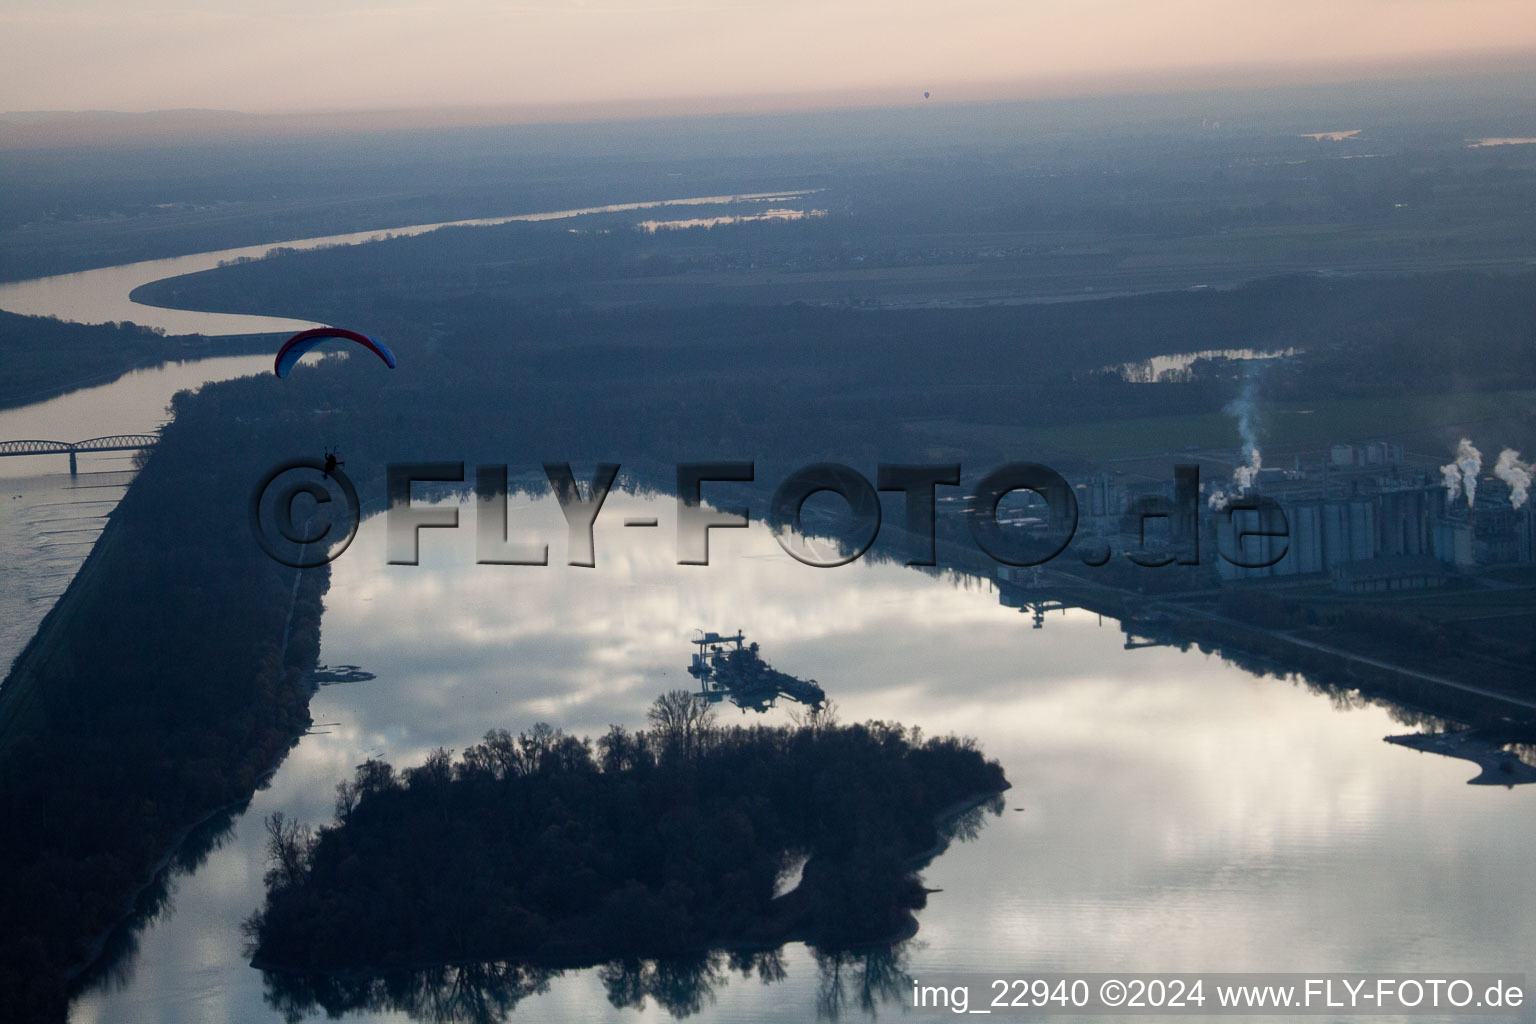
[0,505,125,741]
[64,740,303,988]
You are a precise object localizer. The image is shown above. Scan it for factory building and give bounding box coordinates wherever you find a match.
[1205,445,1530,581]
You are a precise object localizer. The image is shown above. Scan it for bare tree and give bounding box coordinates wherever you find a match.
[263,811,314,889]
[647,690,717,761]
[334,777,361,822]
[788,697,839,735]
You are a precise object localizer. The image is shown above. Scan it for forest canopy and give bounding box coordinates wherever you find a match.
[247,693,1008,973]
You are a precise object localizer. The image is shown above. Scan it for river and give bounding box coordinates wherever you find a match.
[0,190,818,336]
[66,490,1536,1022]
[0,210,1530,1024]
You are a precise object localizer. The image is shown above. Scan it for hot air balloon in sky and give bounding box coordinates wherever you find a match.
[273,328,396,378]
[923,91,931,99]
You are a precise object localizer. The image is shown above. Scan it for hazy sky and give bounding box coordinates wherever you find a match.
[2,0,1534,114]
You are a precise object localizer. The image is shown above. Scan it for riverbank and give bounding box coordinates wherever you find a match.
[0,391,333,1022]
[0,311,275,413]
[0,501,125,741]
[64,737,302,988]
[925,518,1536,732]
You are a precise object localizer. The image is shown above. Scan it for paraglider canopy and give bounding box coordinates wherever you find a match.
[274,328,396,378]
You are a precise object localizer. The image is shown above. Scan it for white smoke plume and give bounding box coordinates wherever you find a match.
[1232,446,1263,490]
[1439,462,1462,504]
[1494,448,1532,510]
[1438,438,1482,509]
[1207,374,1263,510]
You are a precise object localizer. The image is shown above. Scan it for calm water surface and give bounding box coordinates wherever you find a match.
[68,491,1536,1023]
[0,355,272,675]
[0,191,817,335]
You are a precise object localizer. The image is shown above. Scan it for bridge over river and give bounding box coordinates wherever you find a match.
[0,435,158,475]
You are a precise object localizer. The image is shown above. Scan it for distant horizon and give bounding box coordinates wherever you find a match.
[4,0,1536,128]
[7,45,1536,118]
[3,47,1535,150]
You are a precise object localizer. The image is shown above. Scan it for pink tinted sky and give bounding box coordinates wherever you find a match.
[1,0,1534,115]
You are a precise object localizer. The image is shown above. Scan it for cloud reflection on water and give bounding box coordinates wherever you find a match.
[72,491,1535,1023]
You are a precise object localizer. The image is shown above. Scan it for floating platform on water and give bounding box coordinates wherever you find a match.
[687,631,825,714]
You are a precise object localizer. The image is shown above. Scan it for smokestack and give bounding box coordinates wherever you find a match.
[1439,438,1482,509]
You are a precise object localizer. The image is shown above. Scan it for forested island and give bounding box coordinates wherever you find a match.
[247,694,1008,974]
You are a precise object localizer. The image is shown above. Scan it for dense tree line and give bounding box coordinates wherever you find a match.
[0,379,338,1020]
[247,692,1007,974]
